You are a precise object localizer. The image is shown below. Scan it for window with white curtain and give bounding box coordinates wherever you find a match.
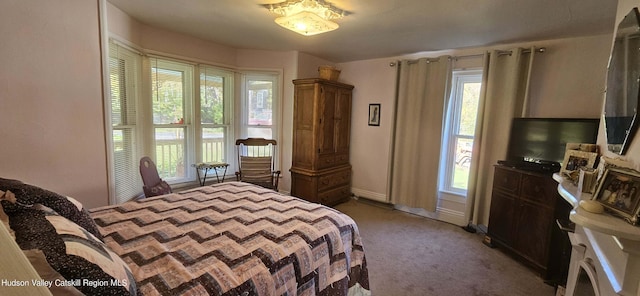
[108,42,143,203]
[440,70,482,195]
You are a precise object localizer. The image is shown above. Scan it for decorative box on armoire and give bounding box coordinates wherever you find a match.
[290,78,354,206]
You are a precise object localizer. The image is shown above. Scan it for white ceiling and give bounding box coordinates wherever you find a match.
[107,0,618,63]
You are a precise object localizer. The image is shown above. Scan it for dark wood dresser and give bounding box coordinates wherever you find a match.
[486,165,572,286]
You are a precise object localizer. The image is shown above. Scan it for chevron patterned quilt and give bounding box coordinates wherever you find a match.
[89,182,370,296]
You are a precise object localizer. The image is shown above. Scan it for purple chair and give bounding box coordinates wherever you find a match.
[139,156,172,197]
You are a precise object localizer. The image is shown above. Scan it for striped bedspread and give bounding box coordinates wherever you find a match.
[90,182,370,296]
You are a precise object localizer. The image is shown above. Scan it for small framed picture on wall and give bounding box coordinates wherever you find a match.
[369,104,381,126]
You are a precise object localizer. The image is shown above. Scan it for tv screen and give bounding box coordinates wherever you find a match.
[507,118,600,165]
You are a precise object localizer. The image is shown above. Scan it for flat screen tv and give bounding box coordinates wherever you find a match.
[506,118,600,166]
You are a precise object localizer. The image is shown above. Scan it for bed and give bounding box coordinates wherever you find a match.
[0,179,370,296]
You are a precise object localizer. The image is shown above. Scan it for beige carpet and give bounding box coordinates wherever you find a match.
[335,199,557,296]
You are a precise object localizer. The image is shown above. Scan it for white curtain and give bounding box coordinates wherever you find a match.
[389,56,452,212]
[465,47,536,227]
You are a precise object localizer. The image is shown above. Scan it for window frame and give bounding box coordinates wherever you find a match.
[150,58,195,184]
[238,72,281,171]
[196,65,234,170]
[440,70,482,196]
[240,73,280,141]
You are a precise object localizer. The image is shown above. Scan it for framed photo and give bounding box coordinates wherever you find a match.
[561,150,597,175]
[592,167,640,225]
[368,104,381,126]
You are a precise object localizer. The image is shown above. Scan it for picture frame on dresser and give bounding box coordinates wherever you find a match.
[560,150,597,175]
[593,166,640,225]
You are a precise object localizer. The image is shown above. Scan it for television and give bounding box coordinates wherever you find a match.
[505,118,600,168]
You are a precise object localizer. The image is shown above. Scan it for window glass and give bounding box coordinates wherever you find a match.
[200,74,224,125]
[153,68,185,125]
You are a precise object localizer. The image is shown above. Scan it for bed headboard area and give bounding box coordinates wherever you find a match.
[0,179,139,295]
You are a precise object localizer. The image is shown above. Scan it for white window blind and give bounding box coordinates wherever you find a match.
[108,41,143,203]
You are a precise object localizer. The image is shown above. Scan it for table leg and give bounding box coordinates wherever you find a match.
[201,168,210,186]
[195,167,204,186]
[220,166,227,183]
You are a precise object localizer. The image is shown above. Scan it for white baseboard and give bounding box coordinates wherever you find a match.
[351,187,388,203]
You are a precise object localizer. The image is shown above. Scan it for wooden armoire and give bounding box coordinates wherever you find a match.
[290,78,354,206]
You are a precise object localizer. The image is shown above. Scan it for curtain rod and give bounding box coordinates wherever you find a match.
[389,47,546,66]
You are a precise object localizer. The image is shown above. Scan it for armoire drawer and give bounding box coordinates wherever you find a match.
[317,154,335,169]
[334,153,349,165]
[318,169,351,191]
[319,185,351,205]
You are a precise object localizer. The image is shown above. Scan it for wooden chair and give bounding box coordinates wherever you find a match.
[139,156,172,197]
[235,138,281,190]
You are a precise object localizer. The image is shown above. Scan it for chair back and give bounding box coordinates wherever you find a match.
[139,156,172,197]
[235,138,280,190]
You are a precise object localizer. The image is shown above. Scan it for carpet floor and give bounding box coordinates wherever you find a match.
[335,198,557,296]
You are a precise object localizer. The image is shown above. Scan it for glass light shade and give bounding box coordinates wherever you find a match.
[275,11,339,36]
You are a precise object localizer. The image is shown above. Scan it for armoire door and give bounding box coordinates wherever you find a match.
[334,88,352,165]
[317,84,337,169]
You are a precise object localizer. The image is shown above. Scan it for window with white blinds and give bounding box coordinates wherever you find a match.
[108,42,143,203]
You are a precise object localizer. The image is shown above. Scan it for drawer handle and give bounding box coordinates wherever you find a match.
[322,179,330,185]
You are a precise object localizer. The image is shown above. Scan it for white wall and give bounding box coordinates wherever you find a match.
[339,34,613,205]
[0,0,109,209]
[337,58,396,202]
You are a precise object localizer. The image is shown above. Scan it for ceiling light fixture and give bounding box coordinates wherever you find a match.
[263,0,348,36]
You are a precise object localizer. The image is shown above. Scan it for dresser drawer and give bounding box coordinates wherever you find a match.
[319,185,351,206]
[520,174,556,206]
[493,167,521,194]
[318,169,351,191]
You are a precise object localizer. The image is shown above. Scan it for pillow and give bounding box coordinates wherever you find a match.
[7,204,138,295]
[0,178,102,240]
